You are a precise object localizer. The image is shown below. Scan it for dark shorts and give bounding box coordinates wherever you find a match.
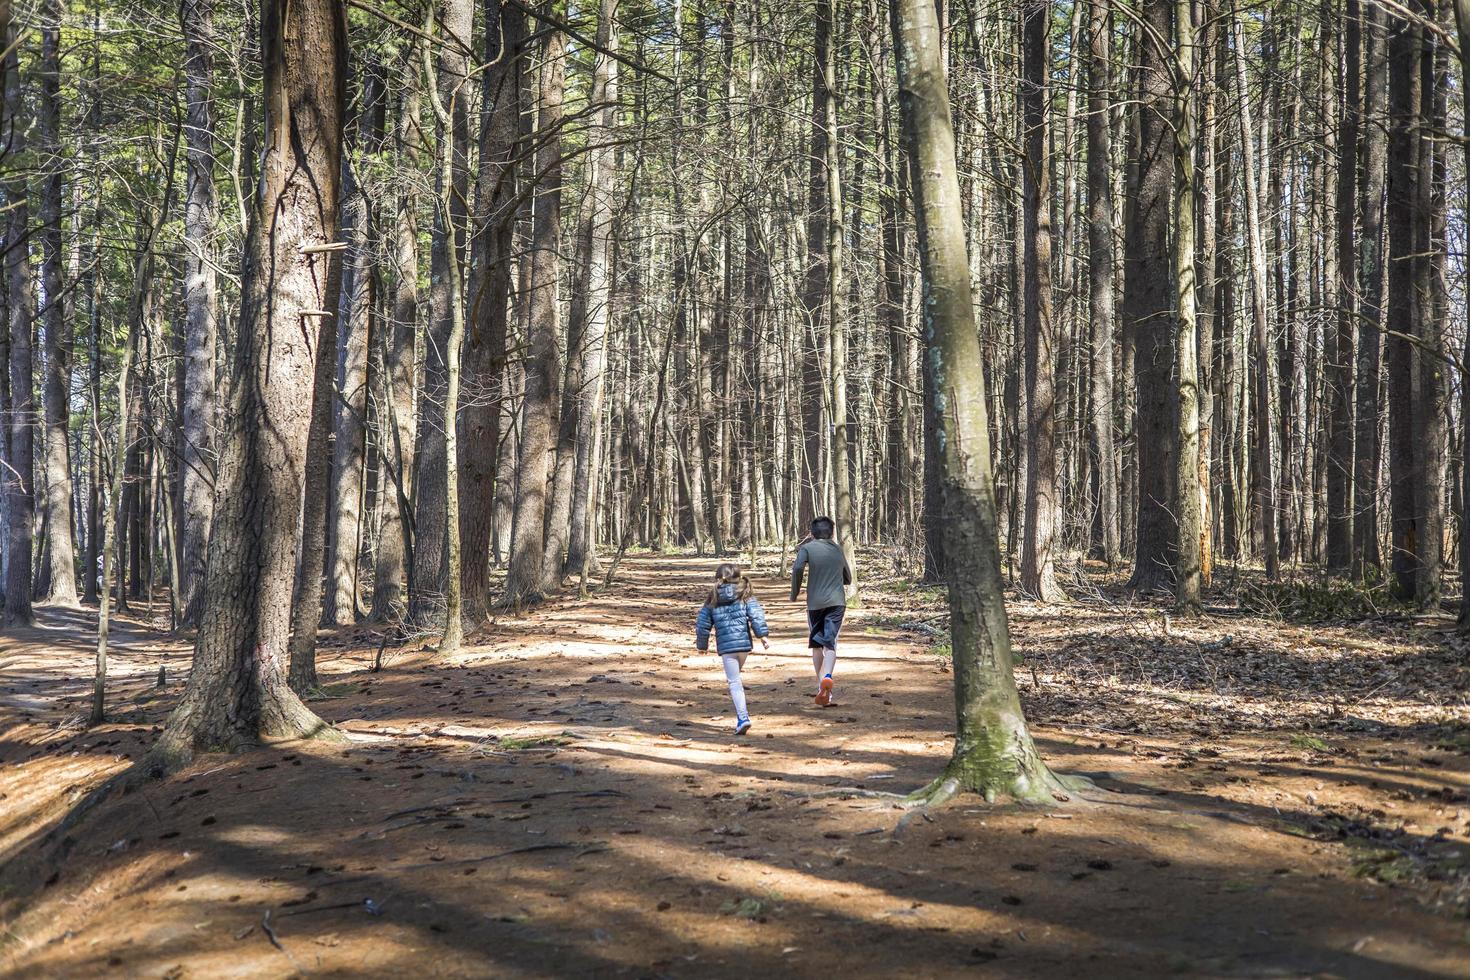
[807,606,845,650]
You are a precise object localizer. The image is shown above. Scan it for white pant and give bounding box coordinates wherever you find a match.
[722,653,749,719]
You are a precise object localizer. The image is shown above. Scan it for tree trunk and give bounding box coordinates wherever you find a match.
[1453,0,1470,627]
[3,4,35,626]
[459,0,524,622]
[892,0,1076,805]
[1385,5,1422,600]
[37,0,77,607]
[1172,0,1202,611]
[504,27,566,607]
[369,48,422,623]
[324,68,385,626]
[409,0,473,626]
[1354,1,1388,579]
[178,0,218,627]
[1232,13,1279,580]
[799,0,832,529]
[1020,0,1066,602]
[566,0,618,580]
[826,0,856,590]
[1328,0,1360,572]
[1124,0,1176,592]
[151,0,345,770]
[1086,0,1119,567]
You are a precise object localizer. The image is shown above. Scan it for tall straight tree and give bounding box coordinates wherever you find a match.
[1454,0,1470,629]
[3,0,35,625]
[1385,4,1424,600]
[37,0,78,607]
[1124,0,1177,592]
[1085,0,1119,566]
[566,0,619,580]
[410,0,474,626]
[892,0,1078,805]
[324,66,386,626]
[1171,0,1202,611]
[1354,0,1388,579]
[1327,0,1360,572]
[1232,12,1278,580]
[178,0,218,626]
[370,46,422,622]
[151,0,346,768]
[798,0,833,526]
[827,0,856,589]
[504,24,566,606]
[461,0,526,620]
[1020,0,1066,602]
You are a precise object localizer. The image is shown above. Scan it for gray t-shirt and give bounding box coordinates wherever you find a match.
[790,539,851,610]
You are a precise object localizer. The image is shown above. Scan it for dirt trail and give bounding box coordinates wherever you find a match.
[1,555,1467,978]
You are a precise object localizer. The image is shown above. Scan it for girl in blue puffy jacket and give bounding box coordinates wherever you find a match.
[695,563,770,735]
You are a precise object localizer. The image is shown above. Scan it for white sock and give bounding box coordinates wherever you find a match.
[722,655,749,719]
[820,649,837,679]
[811,649,824,680]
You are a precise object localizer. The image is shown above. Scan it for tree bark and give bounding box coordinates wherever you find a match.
[1020,0,1066,602]
[3,3,35,626]
[1232,13,1279,580]
[503,27,566,607]
[1172,0,1202,611]
[1086,0,1119,567]
[1354,1,1388,579]
[324,68,385,626]
[36,0,77,607]
[409,0,473,626]
[151,0,345,769]
[178,0,218,627]
[1385,4,1422,600]
[1328,0,1360,572]
[566,0,618,580]
[459,0,524,622]
[1124,0,1177,592]
[369,48,422,623]
[892,0,1076,805]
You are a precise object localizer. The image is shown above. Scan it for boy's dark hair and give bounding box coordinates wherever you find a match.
[811,516,835,540]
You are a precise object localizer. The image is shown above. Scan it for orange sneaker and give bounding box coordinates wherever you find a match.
[814,676,834,707]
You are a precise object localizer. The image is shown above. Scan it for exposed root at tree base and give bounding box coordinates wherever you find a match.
[901,758,1094,810]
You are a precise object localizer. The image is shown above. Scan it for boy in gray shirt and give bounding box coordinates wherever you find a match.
[791,516,852,706]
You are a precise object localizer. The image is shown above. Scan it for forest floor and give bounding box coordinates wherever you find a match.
[0,552,1468,978]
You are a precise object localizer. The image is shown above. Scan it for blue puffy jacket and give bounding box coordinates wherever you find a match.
[695,584,770,654]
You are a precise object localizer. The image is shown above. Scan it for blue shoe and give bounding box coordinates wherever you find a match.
[735,716,752,735]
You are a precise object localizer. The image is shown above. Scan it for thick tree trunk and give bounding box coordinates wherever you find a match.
[459,0,524,622]
[1020,0,1066,602]
[1124,0,1176,592]
[892,0,1076,805]
[178,0,218,627]
[1086,0,1118,567]
[409,0,473,626]
[151,0,345,769]
[3,5,35,626]
[504,28,566,607]
[37,0,77,608]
